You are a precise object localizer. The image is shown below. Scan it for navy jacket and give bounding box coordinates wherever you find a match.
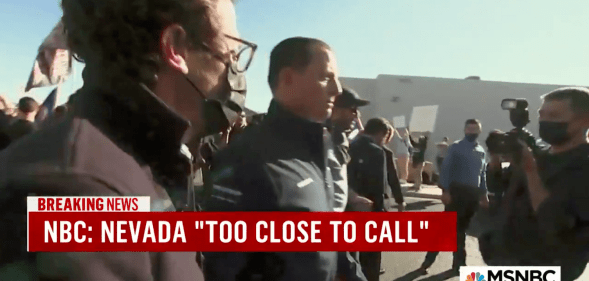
[203,100,337,281]
[348,135,388,211]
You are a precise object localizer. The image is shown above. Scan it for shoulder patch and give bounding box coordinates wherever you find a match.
[296,178,314,188]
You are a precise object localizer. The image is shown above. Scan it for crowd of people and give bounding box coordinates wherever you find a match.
[0,0,587,280]
[0,95,73,151]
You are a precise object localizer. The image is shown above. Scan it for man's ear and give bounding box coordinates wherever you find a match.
[161,24,190,74]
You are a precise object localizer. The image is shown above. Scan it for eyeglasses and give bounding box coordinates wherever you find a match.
[201,34,257,73]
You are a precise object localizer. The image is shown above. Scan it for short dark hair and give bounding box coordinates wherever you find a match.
[18,97,39,114]
[61,0,230,88]
[485,129,505,152]
[542,87,589,114]
[364,118,390,136]
[465,119,481,127]
[268,37,331,91]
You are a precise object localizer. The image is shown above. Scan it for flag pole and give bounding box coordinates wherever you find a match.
[55,76,63,110]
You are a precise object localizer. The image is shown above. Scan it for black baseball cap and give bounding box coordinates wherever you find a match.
[334,87,370,108]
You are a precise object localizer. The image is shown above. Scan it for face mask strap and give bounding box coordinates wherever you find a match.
[184,75,208,101]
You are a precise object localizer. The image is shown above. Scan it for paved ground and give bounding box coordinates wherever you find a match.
[381,197,484,281]
[381,197,589,281]
[400,183,442,200]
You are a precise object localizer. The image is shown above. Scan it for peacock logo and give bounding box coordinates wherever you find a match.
[465,272,485,281]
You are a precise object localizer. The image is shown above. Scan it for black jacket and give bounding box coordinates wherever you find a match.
[480,144,589,281]
[348,135,388,211]
[0,70,204,281]
[534,144,589,280]
[203,100,337,281]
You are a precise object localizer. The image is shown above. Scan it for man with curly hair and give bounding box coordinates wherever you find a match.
[0,0,255,280]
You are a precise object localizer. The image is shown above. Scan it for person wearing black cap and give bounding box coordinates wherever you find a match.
[334,87,370,110]
[329,87,371,212]
[329,87,372,281]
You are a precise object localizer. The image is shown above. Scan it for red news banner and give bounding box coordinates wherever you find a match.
[27,197,457,252]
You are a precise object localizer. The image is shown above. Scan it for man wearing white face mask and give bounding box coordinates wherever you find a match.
[0,0,255,280]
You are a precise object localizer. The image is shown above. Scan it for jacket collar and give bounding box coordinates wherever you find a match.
[326,118,352,135]
[461,138,479,146]
[76,67,192,182]
[357,134,380,146]
[265,99,327,149]
[266,100,326,133]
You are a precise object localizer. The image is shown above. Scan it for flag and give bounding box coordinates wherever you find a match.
[25,20,72,92]
[35,86,59,124]
[42,87,58,112]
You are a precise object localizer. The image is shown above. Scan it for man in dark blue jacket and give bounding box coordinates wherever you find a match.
[329,87,372,212]
[204,37,366,281]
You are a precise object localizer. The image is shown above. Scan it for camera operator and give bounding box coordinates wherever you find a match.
[481,87,589,281]
[484,130,512,214]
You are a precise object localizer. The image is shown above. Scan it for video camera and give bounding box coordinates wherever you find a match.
[486,98,539,163]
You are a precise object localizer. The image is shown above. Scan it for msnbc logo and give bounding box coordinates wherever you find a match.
[460,266,560,281]
[465,272,485,281]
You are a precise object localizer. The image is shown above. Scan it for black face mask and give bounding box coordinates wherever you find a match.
[465,133,479,142]
[539,121,570,145]
[185,61,247,137]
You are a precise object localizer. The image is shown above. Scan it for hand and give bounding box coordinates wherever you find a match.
[441,191,451,205]
[0,95,7,109]
[517,139,537,172]
[194,153,208,169]
[354,116,364,131]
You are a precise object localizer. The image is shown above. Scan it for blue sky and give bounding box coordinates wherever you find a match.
[1,0,589,112]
